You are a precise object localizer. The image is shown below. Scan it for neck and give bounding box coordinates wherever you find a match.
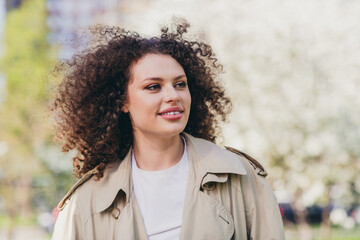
[132,132,184,171]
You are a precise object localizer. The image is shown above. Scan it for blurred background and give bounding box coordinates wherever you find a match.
[0,0,360,239]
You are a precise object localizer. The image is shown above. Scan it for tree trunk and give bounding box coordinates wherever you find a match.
[297,208,313,240]
[319,206,331,240]
[16,175,33,218]
[1,179,17,240]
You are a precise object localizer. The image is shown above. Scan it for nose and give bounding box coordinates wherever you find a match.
[164,85,180,103]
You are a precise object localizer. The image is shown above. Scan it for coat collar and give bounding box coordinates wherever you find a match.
[95,133,247,213]
[95,149,132,213]
[183,133,247,189]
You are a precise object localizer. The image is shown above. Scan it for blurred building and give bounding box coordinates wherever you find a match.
[5,0,23,11]
[0,0,6,104]
[46,0,149,59]
[0,0,5,58]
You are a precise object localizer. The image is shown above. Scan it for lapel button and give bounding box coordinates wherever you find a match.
[111,207,121,219]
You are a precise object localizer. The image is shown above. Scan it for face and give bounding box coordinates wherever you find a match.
[122,53,191,140]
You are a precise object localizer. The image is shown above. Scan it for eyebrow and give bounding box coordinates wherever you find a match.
[142,74,187,82]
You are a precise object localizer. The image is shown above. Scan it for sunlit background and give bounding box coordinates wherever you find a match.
[0,0,360,239]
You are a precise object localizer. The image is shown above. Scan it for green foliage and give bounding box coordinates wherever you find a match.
[0,0,55,176]
[1,0,55,101]
[285,226,360,240]
[0,214,37,228]
[0,0,73,217]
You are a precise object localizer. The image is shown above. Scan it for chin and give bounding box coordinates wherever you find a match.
[160,126,186,137]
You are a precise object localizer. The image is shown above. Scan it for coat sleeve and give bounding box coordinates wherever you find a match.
[241,163,285,240]
[52,192,83,240]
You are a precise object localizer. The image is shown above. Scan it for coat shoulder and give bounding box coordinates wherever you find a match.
[57,167,99,211]
[225,146,268,177]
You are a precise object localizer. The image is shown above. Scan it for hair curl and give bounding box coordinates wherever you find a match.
[50,20,232,179]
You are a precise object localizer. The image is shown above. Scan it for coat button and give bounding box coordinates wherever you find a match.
[111,207,121,219]
[202,182,216,191]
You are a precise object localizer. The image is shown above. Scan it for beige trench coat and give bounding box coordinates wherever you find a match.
[52,133,285,240]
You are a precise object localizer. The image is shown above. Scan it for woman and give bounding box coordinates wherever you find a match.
[50,21,285,240]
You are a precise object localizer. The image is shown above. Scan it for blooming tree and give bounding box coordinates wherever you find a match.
[124,0,360,221]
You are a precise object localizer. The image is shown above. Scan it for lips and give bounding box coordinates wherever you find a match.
[159,111,182,116]
[158,107,184,115]
[158,107,184,120]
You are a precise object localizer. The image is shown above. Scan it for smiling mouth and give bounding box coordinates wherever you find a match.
[158,111,183,116]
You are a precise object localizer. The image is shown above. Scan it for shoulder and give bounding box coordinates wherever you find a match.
[57,167,99,211]
[52,170,100,240]
[224,146,268,177]
[183,133,268,178]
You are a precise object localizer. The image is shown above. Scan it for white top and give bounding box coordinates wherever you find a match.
[131,138,189,240]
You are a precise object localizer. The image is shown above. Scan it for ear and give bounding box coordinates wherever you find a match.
[121,104,129,113]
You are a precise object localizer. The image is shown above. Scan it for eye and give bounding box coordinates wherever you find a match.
[145,84,161,90]
[174,81,187,88]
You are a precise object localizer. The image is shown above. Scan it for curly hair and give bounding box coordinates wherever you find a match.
[50,20,232,179]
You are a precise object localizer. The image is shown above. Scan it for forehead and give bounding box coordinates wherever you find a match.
[130,54,185,81]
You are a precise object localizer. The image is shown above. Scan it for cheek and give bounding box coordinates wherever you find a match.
[183,90,191,107]
[130,95,160,115]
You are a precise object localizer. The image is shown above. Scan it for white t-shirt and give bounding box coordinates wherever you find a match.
[131,139,189,240]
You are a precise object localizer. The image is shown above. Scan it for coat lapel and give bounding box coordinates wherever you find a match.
[180,134,246,240]
[94,149,148,240]
[115,193,148,240]
[180,172,235,240]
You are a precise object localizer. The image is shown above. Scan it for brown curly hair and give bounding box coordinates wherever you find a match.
[50,21,232,179]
